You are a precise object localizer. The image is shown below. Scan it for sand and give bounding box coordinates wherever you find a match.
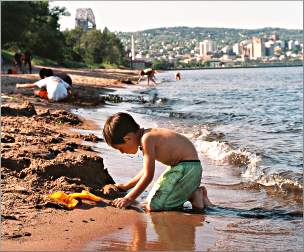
[1,66,143,250]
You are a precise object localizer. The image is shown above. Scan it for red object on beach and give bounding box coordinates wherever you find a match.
[36,90,48,99]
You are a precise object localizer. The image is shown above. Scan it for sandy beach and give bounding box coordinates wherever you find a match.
[1,66,145,250]
[1,66,303,251]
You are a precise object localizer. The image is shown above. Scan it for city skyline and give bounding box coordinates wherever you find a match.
[49,1,303,32]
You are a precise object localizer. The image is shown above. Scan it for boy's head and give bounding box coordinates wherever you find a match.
[39,68,53,79]
[103,112,140,154]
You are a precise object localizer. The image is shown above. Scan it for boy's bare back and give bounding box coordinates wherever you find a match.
[141,128,199,166]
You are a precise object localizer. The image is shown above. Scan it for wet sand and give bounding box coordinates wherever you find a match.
[1,66,303,251]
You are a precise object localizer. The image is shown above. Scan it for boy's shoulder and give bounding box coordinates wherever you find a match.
[142,128,173,141]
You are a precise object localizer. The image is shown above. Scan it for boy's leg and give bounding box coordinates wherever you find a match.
[146,162,202,211]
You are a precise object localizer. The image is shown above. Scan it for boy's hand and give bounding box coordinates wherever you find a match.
[112,197,133,208]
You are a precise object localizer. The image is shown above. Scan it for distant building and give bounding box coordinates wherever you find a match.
[239,40,251,59]
[75,8,96,31]
[271,32,279,41]
[201,39,217,55]
[199,42,204,56]
[233,43,240,55]
[132,59,152,69]
[207,59,221,68]
[288,40,295,50]
[252,37,265,59]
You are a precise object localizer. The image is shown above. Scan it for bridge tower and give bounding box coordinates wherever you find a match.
[75,8,96,31]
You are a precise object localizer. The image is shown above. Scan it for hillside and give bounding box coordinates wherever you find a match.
[117,26,303,53]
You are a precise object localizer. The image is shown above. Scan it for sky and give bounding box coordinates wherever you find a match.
[49,1,303,32]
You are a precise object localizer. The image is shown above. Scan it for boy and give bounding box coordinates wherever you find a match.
[103,112,212,211]
[137,68,157,86]
[16,68,72,102]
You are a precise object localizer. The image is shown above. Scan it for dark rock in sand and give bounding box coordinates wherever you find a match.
[1,157,31,172]
[82,134,103,143]
[1,135,15,143]
[1,102,37,117]
[51,110,81,125]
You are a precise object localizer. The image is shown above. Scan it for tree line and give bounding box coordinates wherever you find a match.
[1,1,126,66]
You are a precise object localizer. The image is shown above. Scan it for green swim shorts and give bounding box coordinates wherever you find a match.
[146,160,202,211]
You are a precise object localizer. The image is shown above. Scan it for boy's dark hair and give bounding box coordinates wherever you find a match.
[103,112,140,146]
[39,68,53,79]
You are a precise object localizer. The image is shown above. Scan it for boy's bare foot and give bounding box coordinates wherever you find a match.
[189,186,213,209]
[200,186,214,207]
[189,187,204,209]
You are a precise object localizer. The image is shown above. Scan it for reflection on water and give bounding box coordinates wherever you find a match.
[83,207,303,251]
[83,212,212,251]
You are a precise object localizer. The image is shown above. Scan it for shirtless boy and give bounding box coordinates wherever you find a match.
[137,68,157,86]
[103,112,212,211]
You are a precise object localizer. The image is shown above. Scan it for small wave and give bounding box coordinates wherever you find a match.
[194,135,303,197]
[195,139,258,167]
[243,168,303,199]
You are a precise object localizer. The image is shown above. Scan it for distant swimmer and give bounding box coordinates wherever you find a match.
[176,72,181,80]
[137,68,157,86]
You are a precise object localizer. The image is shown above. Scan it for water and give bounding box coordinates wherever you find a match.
[73,66,303,251]
[109,67,303,199]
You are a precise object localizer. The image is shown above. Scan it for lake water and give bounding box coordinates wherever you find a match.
[73,66,303,251]
[111,66,303,197]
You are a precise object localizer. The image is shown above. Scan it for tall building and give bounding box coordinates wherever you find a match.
[233,43,240,55]
[288,40,295,50]
[271,32,279,41]
[199,42,203,56]
[252,37,265,59]
[202,39,217,55]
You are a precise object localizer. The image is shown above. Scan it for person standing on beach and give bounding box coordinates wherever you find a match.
[103,112,213,211]
[14,50,23,73]
[22,50,32,74]
[176,72,181,80]
[137,68,157,86]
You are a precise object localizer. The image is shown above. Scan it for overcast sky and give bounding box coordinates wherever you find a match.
[49,1,303,32]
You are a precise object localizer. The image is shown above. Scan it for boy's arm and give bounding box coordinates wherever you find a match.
[117,168,145,191]
[16,83,36,89]
[113,136,155,208]
[136,75,143,84]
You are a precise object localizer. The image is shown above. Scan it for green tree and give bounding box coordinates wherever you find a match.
[2,1,68,60]
[1,1,33,45]
[80,29,104,64]
[63,27,84,61]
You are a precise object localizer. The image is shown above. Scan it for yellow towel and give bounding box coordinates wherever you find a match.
[48,190,102,209]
